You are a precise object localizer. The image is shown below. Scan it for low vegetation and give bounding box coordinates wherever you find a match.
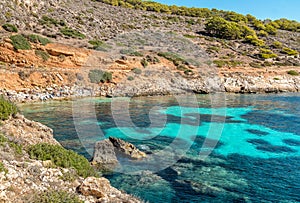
[39,15,66,27]
[0,162,8,174]
[27,143,97,178]
[9,35,31,50]
[281,47,299,56]
[32,190,83,203]
[2,23,18,32]
[287,70,299,76]
[0,96,18,121]
[213,60,242,68]
[88,69,112,83]
[35,50,50,61]
[60,27,86,39]
[0,134,23,155]
[88,40,111,51]
[259,48,278,59]
[27,34,51,45]
[132,68,142,74]
[120,49,143,57]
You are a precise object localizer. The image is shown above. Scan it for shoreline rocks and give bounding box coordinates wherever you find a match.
[92,137,147,170]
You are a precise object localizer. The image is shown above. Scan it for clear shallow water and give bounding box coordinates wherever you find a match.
[20,94,300,202]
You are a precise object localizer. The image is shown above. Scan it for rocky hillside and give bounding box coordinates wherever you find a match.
[0,0,299,101]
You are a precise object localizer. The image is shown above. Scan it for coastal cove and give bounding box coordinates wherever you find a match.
[19,93,300,203]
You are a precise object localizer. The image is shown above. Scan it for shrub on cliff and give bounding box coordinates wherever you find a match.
[9,35,31,50]
[27,143,97,178]
[0,96,18,120]
[88,69,112,83]
[259,48,278,59]
[2,24,18,32]
[0,162,8,174]
[27,34,51,45]
[281,47,299,56]
[60,27,86,39]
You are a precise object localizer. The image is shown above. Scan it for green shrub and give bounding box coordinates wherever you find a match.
[213,60,242,68]
[35,50,50,61]
[272,41,283,49]
[88,40,111,51]
[258,30,268,37]
[0,162,8,174]
[127,76,134,81]
[287,70,299,76]
[120,49,143,57]
[281,47,299,56]
[40,15,66,27]
[259,48,278,59]
[27,143,97,178]
[27,34,51,45]
[2,24,18,32]
[60,28,85,39]
[264,24,277,35]
[10,35,31,50]
[32,190,83,203]
[184,69,193,75]
[158,52,187,66]
[88,69,112,83]
[141,58,148,68]
[0,134,22,155]
[132,68,142,74]
[249,62,263,68]
[244,35,265,46]
[274,18,300,32]
[0,96,18,120]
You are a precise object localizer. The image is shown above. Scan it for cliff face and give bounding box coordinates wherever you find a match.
[0,115,142,203]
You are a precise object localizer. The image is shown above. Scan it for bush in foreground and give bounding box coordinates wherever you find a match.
[27,143,97,178]
[0,96,18,120]
[32,190,83,203]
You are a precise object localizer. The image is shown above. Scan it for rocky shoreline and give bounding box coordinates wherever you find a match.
[0,114,143,203]
[1,71,299,103]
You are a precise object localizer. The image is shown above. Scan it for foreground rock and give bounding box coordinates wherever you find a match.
[0,114,59,146]
[0,115,143,203]
[79,177,141,203]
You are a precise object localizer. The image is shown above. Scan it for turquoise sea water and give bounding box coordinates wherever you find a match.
[20,93,300,202]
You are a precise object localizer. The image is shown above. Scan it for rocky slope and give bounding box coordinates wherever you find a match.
[0,114,142,203]
[0,0,299,101]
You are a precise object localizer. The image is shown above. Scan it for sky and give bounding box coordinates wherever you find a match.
[154,0,300,21]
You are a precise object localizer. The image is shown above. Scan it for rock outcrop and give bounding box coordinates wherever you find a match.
[92,137,147,170]
[91,139,119,170]
[79,177,141,203]
[109,137,147,159]
[0,114,59,146]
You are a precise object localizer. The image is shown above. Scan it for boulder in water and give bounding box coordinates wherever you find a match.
[91,139,119,170]
[109,137,147,159]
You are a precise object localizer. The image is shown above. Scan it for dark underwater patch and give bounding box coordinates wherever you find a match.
[256,145,297,153]
[246,129,269,136]
[242,111,300,136]
[283,139,300,146]
[247,139,270,146]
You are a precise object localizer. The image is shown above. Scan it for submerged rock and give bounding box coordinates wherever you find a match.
[109,137,147,159]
